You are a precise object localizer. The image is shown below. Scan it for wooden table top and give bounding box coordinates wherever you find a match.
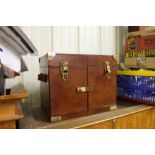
[0,102,23,122]
[0,84,29,103]
[0,84,29,122]
[19,100,154,129]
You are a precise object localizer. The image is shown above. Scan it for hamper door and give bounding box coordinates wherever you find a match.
[49,55,88,117]
[88,55,117,113]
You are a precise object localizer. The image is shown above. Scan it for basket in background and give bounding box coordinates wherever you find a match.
[117,70,155,105]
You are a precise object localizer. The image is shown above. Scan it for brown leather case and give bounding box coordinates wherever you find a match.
[38,54,117,122]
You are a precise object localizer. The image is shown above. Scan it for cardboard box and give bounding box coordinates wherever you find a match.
[124,57,155,69]
[125,30,155,68]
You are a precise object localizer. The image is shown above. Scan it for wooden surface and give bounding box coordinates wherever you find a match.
[0,84,28,129]
[0,93,29,103]
[79,120,113,129]
[78,105,155,129]
[0,102,23,122]
[0,84,29,104]
[0,120,16,129]
[114,108,155,129]
[19,100,155,129]
[0,102,23,129]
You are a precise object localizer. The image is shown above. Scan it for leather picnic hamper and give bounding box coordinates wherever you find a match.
[38,54,117,122]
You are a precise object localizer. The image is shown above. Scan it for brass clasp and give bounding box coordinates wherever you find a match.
[60,61,69,81]
[104,61,111,79]
[76,87,87,93]
[76,85,95,93]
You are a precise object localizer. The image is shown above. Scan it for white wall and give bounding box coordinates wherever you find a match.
[6,26,118,107]
[116,26,128,63]
[52,26,116,55]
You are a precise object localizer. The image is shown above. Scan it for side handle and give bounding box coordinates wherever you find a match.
[38,73,48,82]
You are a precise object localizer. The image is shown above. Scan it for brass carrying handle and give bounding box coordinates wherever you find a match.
[76,85,95,93]
[104,61,111,79]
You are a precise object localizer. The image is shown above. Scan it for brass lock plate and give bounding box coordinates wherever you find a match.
[60,61,69,80]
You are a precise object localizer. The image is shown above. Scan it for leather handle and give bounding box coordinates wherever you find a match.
[38,73,48,82]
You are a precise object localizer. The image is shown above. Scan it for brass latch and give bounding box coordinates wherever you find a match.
[77,87,87,93]
[60,61,69,81]
[76,85,95,93]
[104,61,111,79]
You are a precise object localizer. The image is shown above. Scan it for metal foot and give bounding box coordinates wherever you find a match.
[51,116,61,122]
[110,105,117,111]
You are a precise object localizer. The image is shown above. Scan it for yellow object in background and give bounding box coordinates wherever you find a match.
[117,70,155,77]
